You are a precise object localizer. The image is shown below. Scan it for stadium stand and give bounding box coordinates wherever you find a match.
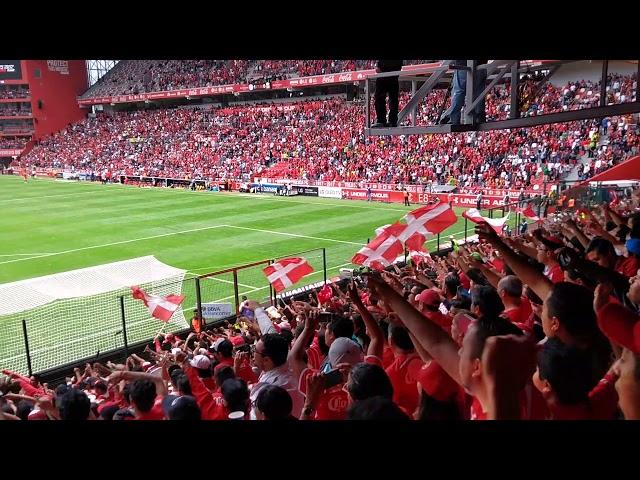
[2,61,640,421]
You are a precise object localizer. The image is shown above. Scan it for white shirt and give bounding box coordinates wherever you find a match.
[249,363,304,419]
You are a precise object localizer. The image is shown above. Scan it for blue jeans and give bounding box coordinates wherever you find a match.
[444,68,487,125]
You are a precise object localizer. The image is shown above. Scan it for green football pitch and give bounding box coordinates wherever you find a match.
[0,175,484,374]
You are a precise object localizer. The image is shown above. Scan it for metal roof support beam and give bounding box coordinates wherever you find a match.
[527,64,560,102]
[477,101,640,131]
[466,60,515,116]
[510,61,520,119]
[395,62,452,125]
[600,60,609,107]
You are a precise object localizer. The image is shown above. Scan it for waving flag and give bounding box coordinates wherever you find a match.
[263,257,314,293]
[131,286,185,322]
[519,206,541,222]
[463,208,510,234]
[399,202,458,251]
[352,226,405,271]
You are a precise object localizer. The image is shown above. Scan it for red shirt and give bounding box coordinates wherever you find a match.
[298,368,349,420]
[186,365,228,420]
[306,342,324,371]
[490,258,505,274]
[382,344,395,369]
[547,264,564,283]
[424,310,453,335]
[616,255,640,278]
[135,396,165,420]
[385,353,424,415]
[588,372,619,420]
[502,298,533,329]
[470,383,548,420]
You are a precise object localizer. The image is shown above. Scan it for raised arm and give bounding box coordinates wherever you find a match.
[107,370,168,397]
[348,282,384,360]
[288,310,319,379]
[477,223,553,301]
[367,276,462,385]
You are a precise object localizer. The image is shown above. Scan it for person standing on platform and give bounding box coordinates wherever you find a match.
[372,60,403,128]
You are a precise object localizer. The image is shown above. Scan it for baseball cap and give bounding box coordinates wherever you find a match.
[597,304,640,354]
[190,354,211,370]
[416,289,441,307]
[171,348,182,356]
[162,395,201,420]
[328,337,363,368]
[212,338,233,353]
[229,336,245,347]
[417,362,460,402]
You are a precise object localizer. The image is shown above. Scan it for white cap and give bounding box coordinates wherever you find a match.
[228,411,245,420]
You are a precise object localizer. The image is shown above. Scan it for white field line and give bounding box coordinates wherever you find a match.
[0,190,107,204]
[218,224,364,246]
[0,252,53,257]
[0,225,228,266]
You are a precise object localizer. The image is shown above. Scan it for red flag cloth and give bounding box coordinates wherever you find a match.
[263,257,314,293]
[463,208,510,234]
[409,250,432,266]
[519,206,541,222]
[400,202,458,251]
[317,284,333,304]
[352,227,405,271]
[131,286,185,323]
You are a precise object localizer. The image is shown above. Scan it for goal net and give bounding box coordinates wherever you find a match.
[0,256,190,375]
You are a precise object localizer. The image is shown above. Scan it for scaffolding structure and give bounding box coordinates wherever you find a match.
[364,60,640,137]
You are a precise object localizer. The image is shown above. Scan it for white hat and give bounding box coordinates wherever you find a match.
[190,354,211,370]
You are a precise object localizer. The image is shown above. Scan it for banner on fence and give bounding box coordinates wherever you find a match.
[201,303,234,320]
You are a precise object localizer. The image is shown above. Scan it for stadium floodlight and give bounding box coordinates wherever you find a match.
[0,256,189,374]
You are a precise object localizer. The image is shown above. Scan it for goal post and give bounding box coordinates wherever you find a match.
[0,256,190,375]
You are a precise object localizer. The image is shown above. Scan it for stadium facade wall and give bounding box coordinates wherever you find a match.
[24,60,88,139]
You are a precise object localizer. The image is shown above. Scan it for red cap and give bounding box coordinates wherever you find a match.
[230,336,245,347]
[597,304,640,354]
[416,289,441,307]
[417,362,459,402]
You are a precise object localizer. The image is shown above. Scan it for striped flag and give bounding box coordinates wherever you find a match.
[463,208,510,234]
[131,286,185,323]
[263,257,314,293]
[352,225,405,271]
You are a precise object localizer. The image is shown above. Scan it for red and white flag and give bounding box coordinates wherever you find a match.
[463,208,510,234]
[400,202,458,251]
[352,225,405,271]
[131,286,185,323]
[519,206,541,222]
[263,257,314,293]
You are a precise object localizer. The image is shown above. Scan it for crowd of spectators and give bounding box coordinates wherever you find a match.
[81,60,428,99]
[0,137,28,149]
[2,187,639,421]
[24,89,639,187]
[0,86,30,99]
[0,104,32,117]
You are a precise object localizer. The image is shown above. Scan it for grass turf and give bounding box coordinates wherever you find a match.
[0,175,495,373]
